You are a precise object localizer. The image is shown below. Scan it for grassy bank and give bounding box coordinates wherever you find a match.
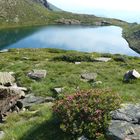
[0,48,139,139]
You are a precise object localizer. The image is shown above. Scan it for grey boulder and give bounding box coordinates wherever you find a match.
[123,69,140,82]
[18,94,54,109]
[28,70,47,80]
[107,104,140,140]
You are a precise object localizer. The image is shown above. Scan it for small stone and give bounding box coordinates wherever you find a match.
[75,62,81,65]
[53,87,64,94]
[94,57,112,62]
[81,73,97,81]
[27,70,47,80]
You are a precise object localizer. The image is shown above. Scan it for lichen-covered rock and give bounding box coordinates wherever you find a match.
[107,104,140,140]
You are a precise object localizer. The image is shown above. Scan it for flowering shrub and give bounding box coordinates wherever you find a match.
[53,89,121,139]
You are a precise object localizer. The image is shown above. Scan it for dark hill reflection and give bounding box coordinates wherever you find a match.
[0,27,39,50]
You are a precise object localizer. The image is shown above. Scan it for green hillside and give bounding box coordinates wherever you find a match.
[0,0,50,27]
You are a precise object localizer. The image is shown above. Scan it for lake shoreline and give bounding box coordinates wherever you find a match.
[0,25,139,57]
[0,11,140,55]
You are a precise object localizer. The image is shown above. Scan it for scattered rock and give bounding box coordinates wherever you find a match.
[75,62,81,65]
[0,72,15,86]
[56,18,81,25]
[18,94,53,109]
[123,69,140,82]
[81,73,97,81]
[0,131,5,139]
[107,104,140,140]
[27,70,47,80]
[53,87,64,94]
[94,57,112,62]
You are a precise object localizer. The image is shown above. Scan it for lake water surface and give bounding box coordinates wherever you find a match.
[0,26,139,56]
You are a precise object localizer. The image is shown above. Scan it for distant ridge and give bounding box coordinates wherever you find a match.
[31,0,62,11]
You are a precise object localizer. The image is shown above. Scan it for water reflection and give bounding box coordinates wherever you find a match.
[0,25,139,56]
[0,27,39,49]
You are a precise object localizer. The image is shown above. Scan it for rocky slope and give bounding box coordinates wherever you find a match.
[31,0,62,11]
[0,0,59,27]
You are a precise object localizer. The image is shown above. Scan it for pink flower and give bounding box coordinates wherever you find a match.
[67,96,73,101]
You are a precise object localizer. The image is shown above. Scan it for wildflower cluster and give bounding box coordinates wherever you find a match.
[53,89,121,139]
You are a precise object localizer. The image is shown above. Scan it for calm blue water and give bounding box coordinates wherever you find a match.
[1,25,139,56]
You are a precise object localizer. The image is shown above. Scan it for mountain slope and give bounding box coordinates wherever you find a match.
[31,0,62,11]
[0,0,51,27]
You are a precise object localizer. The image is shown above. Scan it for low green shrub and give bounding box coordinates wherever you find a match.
[53,53,93,62]
[53,89,121,139]
[113,56,127,62]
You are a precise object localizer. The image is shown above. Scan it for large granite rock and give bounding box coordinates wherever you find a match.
[123,69,140,82]
[107,104,140,140]
[27,70,47,80]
